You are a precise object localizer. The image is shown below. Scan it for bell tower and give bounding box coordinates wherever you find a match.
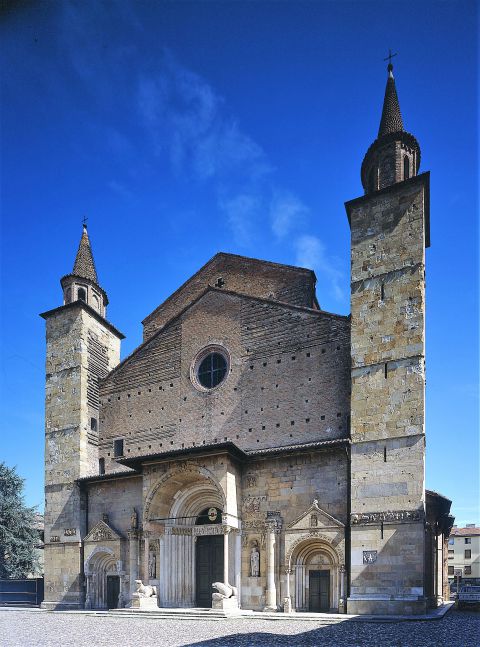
[346,63,430,615]
[41,224,124,609]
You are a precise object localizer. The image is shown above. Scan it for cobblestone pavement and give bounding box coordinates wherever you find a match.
[0,608,478,647]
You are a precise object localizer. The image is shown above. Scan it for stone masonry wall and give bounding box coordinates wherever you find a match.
[347,174,429,612]
[43,304,121,608]
[83,447,347,611]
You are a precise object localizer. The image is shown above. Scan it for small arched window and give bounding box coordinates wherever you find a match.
[403,155,410,180]
[78,287,87,302]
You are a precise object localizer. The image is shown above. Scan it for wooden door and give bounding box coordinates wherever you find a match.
[106,575,120,609]
[309,570,330,612]
[195,535,224,607]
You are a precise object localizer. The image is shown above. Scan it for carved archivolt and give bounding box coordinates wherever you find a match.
[285,532,342,568]
[143,462,226,522]
[84,545,116,575]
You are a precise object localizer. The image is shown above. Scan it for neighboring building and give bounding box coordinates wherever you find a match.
[448,525,480,586]
[40,64,454,616]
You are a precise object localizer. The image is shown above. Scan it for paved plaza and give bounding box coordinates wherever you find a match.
[0,608,478,647]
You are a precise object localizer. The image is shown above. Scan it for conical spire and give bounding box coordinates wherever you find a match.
[361,61,420,194]
[378,64,404,137]
[73,224,98,283]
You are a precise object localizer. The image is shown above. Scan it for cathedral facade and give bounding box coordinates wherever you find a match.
[41,66,453,615]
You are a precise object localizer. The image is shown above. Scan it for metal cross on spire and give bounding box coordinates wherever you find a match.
[82,215,88,228]
[384,49,398,73]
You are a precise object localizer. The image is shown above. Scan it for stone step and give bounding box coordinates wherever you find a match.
[107,608,344,623]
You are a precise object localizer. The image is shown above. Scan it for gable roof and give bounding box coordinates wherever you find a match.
[141,251,318,326]
[101,285,348,388]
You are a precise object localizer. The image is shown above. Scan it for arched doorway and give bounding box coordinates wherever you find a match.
[144,464,234,608]
[85,549,123,610]
[195,507,223,607]
[287,539,343,613]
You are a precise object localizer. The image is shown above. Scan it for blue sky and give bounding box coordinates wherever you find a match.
[1,1,478,525]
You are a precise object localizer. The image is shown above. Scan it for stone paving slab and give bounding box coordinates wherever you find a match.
[0,607,478,647]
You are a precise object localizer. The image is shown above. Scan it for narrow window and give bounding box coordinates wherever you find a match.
[65,288,71,304]
[465,549,471,559]
[113,438,124,457]
[384,446,387,462]
[98,457,105,475]
[381,282,385,301]
[90,417,97,431]
[384,363,388,379]
[403,155,410,180]
[381,522,384,539]
[78,287,87,302]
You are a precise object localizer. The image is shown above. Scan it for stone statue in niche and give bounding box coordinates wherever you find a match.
[310,514,318,527]
[130,508,138,530]
[102,513,109,524]
[148,552,156,579]
[250,546,260,577]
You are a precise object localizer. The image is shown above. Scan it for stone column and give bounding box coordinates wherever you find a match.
[283,569,292,613]
[339,564,345,612]
[234,530,241,604]
[223,527,230,584]
[84,574,92,609]
[128,530,139,597]
[143,532,150,582]
[264,524,277,611]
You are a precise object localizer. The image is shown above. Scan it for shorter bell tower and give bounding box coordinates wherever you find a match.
[41,224,124,609]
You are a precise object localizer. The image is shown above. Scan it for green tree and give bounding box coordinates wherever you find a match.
[0,462,40,578]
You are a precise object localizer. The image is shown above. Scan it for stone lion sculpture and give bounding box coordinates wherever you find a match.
[134,579,157,598]
[212,582,237,600]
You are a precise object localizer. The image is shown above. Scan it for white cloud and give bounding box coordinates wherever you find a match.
[218,193,261,247]
[270,190,309,240]
[137,54,270,184]
[295,235,344,301]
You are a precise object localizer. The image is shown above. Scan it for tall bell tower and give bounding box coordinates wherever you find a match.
[40,224,124,609]
[346,63,430,615]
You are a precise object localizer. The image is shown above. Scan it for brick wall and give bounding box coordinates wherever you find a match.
[142,253,317,341]
[99,290,350,472]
